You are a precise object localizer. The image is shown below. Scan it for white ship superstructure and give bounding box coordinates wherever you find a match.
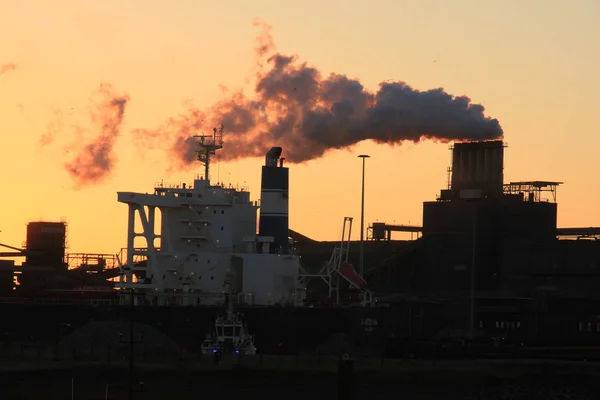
[115,127,303,306]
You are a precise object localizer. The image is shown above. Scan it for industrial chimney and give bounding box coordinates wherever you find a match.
[450,140,505,197]
[258,147,289,254]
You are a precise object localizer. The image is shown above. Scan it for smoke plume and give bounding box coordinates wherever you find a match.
[252,18,275,59]
[39,106,63,146]
[137,20,503,169]
[61,83,129,188]
[0,63,16,77]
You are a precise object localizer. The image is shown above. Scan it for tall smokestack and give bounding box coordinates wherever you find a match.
[450,140,505,196]
[259,147,289,254]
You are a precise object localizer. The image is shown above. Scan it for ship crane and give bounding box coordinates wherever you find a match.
[298,217,374,306]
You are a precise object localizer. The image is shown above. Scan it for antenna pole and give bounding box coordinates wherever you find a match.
[205,150,211,181]
[194,125,224,183]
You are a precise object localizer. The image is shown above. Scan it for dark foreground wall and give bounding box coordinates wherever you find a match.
[0,302,449,355]
[1,360,597,400]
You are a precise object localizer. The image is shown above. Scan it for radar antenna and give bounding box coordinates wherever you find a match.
[194,124,224,182]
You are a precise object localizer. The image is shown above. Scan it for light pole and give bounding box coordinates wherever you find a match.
[358,155,370,277]
[470,207,478,338]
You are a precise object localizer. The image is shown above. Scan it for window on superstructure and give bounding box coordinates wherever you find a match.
[221,210,224,214]
[213,209,216,214]
[221,226,224,231]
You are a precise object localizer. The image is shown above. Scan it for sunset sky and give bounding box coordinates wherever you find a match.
[1,0,599,259]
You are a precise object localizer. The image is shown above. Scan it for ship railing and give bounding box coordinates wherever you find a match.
[67,253,120,271]
[116,290,257,306]
[116,290,233,299]
[154,182,194,190]
[0,297,119,306]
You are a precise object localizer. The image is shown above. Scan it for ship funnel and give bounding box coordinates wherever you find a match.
[265,147,283,167]
[259,147,289,254]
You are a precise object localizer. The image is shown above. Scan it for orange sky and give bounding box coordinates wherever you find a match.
[1,0,599,259]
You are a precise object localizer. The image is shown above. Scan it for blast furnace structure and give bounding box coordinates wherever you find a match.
[368,140,600,344]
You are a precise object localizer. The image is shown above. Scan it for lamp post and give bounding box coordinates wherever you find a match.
[358,155,370,277]
[470,207,477,338]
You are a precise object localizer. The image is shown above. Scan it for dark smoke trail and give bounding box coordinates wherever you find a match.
[137,21,502,169]
[0,63,16,77]
[62,83,129,188]
[252,18,275,59]
[39,106,63,146]
[132,101,204,172]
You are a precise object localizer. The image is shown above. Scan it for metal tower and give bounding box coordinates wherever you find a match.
[195,124,224,181]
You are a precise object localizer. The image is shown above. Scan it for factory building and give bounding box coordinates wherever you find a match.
[367,140,600,342]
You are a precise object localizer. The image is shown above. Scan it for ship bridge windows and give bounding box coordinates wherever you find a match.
[222,327,235,337]
[492,320,521,330]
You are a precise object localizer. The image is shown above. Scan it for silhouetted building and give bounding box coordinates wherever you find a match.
[24,221,66,268]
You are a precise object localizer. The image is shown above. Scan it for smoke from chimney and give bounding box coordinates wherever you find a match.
[139,20,503,169]
[43,83,129,188]
[0,63,16,77]
[252,17,275,59]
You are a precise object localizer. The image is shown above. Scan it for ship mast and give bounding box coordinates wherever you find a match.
[194,124,224,182]
[225,270,235,318]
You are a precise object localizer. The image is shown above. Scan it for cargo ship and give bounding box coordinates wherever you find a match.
[1,134,600,358]
[0,128,410,356]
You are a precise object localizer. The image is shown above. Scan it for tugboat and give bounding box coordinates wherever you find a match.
[201,273,257,356]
